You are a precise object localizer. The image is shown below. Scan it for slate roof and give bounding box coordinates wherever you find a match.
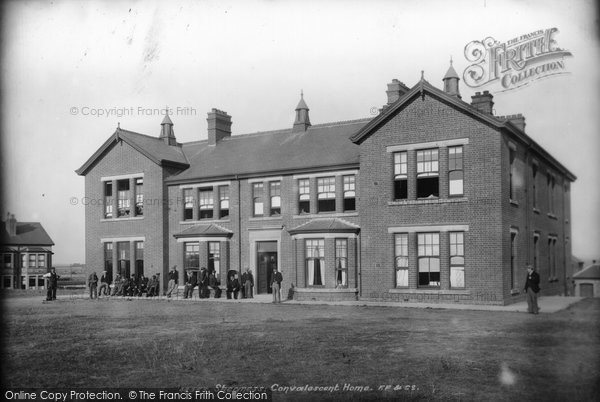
[76,129,189,175]
[574,264,600,280]
[296,95,309,110]
[166,118,369,184]
[1,221,54,246]
[161,113,174,125]
[443,64,459,80]
[288,218,360,235]
[173,224,233,238]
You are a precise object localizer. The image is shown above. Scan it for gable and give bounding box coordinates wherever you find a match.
[76,130,189,176]
[351,82,503,145]
[351,80,575,181]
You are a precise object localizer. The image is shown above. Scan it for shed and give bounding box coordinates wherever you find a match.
[573,263,600,297]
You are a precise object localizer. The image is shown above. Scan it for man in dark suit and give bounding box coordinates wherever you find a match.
[88,272,99,299]
[240,270,248,298]
[183,269,197,299]
[137,274,148,296]
[524,264,540,314]
[44,267,60,301]
[271,268,283,303]
[209,271,221,298]
[199,267,209,298]
[244,268,254,299]
[166,265,178,298]
[98,270,111,297]
[147,274,159,297]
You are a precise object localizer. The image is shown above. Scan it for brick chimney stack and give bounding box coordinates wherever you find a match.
[6,213,17,237]
[207,109,232,145]
[506,114,526,132]
[386,79,410,105]
[471,90,494,115]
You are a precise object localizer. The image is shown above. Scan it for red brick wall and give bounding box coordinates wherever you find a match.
[501,134,572,302]
[166,173,360,298]
[82,94,573,306]
[84,140,172,293]
[357,94,505,304]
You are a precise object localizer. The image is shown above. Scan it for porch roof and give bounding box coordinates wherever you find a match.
[173,224,233,239]
[288,218,360,235]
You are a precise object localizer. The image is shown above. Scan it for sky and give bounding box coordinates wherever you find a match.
[1,0,599,264]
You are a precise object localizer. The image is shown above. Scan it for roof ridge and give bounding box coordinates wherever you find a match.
[309,117,371,128]
[119,116,372,148]
[225,128,294,139]
[336,217,361,228]
[119,129,164,141]
[178,118,371,146]
[210,223,234,233]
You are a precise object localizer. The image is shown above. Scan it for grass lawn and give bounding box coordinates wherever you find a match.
[1,296,599,401]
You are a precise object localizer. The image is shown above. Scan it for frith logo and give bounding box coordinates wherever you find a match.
[463,28,572,92]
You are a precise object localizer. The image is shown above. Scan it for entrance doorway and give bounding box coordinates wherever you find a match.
[580,283,594,297]
[256,241,277,294]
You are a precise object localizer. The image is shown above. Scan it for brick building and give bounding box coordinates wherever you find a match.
[1,213,55,289]
[76,65,575,305]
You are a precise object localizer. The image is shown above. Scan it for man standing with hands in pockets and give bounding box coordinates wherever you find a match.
[271,267,283,303]
[524,264,540,314]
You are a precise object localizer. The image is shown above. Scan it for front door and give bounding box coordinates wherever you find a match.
[257,241,277,294]
[580,283,594,297]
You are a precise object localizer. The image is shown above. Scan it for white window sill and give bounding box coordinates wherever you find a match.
[179,219,231,225]
[292,212,359,219]
[101,216,144,222]
[249,216,283,221]
[388,289,471,295]
[388,197,467,206]
[509,199,519,206]
[294,287,358,293]
[547,213,558,220]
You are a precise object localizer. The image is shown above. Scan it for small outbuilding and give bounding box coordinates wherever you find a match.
[573,262,600,298]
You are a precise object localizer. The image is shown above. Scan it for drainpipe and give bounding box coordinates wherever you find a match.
[562,180,567,295]
[236,175,241,271]
[358,233,362,298]
[525,147,531,266]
